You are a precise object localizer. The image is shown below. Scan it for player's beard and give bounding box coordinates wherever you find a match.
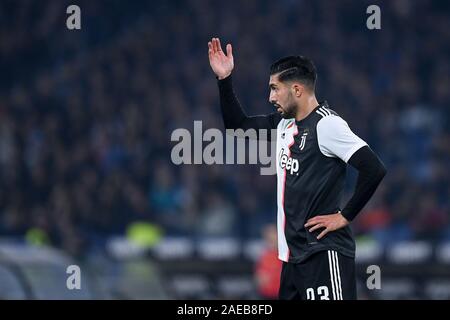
[281,93,298,119]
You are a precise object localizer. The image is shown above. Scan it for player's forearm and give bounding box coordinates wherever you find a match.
[217,75,249,130]
[341,146,387,221]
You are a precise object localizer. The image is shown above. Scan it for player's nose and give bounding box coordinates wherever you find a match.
[269,96,278,105]
[269,94,276,105]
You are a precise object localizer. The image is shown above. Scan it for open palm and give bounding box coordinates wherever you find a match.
[208,38,234,80]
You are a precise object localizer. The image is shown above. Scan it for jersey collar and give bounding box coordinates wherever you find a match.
[295,100,329,125]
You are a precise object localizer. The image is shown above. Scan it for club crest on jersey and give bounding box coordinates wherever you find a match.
[278,148,299,175]
[299,131,308,150]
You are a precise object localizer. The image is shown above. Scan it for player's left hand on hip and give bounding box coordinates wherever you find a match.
[304,212,349,240]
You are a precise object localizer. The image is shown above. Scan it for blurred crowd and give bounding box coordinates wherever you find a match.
[0,0,449,257]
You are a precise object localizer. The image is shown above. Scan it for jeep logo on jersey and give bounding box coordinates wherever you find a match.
[279,148,299,175]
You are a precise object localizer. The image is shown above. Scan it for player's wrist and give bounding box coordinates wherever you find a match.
[339,210,351,224]
[217,72,232,80]
[337,211,350,225]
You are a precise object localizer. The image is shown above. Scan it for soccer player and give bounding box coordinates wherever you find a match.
[208,38,387,300]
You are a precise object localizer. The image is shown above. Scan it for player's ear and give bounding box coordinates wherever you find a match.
[292,83,303,97]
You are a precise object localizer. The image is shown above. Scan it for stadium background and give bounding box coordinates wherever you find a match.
[0,0,449,299]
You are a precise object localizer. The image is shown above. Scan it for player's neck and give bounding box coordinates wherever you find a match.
[295,95,319,122]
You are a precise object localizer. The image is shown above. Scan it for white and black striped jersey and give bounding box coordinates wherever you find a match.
[275,101,367,262]
[217,77,383,264]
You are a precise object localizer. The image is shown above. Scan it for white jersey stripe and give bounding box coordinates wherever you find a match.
[316,109,327,118]
[276,120,298,262]
[320,107,331,116]
[331,251,341,300]
[277,168,289,261]
[328,250,337,300]
[316,108,326,117]
[333,251,343,300]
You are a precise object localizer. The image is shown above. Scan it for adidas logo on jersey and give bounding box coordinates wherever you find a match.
[279,148,299,175]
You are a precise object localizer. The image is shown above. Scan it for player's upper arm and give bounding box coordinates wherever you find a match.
[316,115,367,163]
[244,112,282,131]
[237,112,282,141]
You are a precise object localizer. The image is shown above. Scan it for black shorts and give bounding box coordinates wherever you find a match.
[279,250,357,300]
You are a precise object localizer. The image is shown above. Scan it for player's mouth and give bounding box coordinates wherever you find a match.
[275,104,283,113]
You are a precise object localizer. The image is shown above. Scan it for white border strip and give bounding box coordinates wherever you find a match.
[333,251,343,300]
[316,109,327,117]
[328,250,337,300]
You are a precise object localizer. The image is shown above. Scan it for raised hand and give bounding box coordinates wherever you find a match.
[208,37,234,80]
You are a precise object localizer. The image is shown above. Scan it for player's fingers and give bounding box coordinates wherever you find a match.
[305,220,316,227]
[317,228,329,240]
[208,50,213,62]
[210,38,215,52]
[305,216,322,227]
[217,38,223,52]
[208,42,213,58]
[304,220,313,227]
[226,43,233,58]
[213,38,219,53]
[308,223,324,233]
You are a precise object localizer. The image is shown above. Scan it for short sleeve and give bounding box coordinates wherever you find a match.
[316,116,368,163]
